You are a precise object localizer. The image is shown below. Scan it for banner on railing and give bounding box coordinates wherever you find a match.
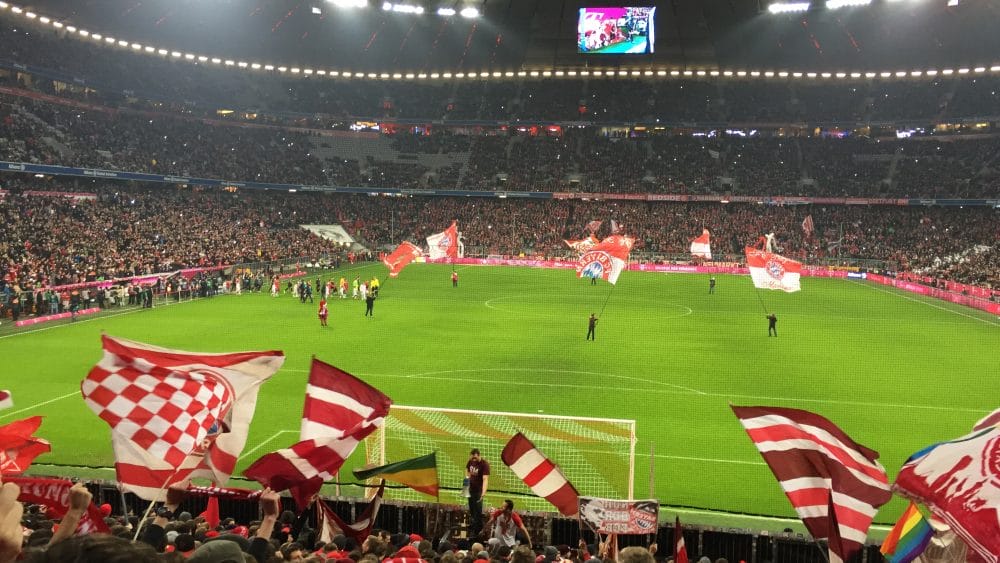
[578,497,659,535]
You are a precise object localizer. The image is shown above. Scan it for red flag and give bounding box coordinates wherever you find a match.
[674,517,689,563]
[564,235,599,253]
[689,229,711,259]
[610,220,623,234]
[7,477,110,535]
[243,359,392,510]
[732,406,891,563]
[802,215,815,237]
[0,417,51,475]
[745,246,802,292]
[973,408,1000,431]
[892,418,1000,562]
[0,390,11,410]
[501,432,579,516]
[576,235,634,285]
[81,335,285,500]
[317,480,385,544]
[200,495,220,529]
[586,220,603,233]
[383,241,422,278]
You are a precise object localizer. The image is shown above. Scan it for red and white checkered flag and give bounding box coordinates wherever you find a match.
[243,358,392,509]
[0,390,12,410]
[81,335,284,500]
[501,432,579,516]
[732,406,891,563]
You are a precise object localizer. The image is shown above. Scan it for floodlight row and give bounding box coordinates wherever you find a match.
[3,2,998,82]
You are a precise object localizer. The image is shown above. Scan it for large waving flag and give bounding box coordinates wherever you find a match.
[576,235,634,285]
[892,411,1000,563]
[81,335,284,500]
[0,390,11,410]
[732,406,891,563]
[564,235,599,253]
[317,480,385,544]
[383,241,423,278]
[0,417,51,475]
[690,229,711,260]
[426,220,460,260]
[501,432,579,516]
[880,501,933,563]
[243,358,392,509]
[745,246,802,292]
[353,452,438,497]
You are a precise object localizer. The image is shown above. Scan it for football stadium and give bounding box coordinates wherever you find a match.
[0,0,998,562]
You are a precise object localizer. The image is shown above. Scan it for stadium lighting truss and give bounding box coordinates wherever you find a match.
[1,1,996,83]
[767,2,810,13]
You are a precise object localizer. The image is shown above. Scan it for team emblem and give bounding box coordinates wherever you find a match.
[765,259,785,280]
[578,251,613,280]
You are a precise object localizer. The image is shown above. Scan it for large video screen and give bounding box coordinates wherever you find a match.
[577,7,656,54]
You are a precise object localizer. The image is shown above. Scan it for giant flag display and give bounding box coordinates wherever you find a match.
[501,432,579,516]
[81,336,284,499]
[353,452,438,497]
[892,411,1000,563]
[564,235,599,253]
[745,246,802,292]
[731,406,891,563]
[426,221,460,260]
[244,358,392,509]
[689,229,711,260]
[383,241,423,278]
[576,235,634,285]
[0,417,50,475]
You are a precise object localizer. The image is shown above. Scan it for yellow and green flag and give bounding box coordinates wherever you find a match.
[353,452,438,497]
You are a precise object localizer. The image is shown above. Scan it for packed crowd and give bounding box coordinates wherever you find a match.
[2,184,997,305]
[1,476,753,563]
[4,89,1000,198]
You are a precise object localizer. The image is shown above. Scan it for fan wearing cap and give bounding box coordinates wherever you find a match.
[483,499,531,549]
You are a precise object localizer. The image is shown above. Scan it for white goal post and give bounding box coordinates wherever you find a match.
[364,405,637,512]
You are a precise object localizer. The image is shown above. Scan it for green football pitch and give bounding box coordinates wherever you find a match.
[1,263,997,532]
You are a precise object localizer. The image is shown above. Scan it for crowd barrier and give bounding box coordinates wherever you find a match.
[14,307,101,326]
[40,265,230,293]
[867,274,1000,316]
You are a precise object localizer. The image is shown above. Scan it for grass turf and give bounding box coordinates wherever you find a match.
[2,262,997,533]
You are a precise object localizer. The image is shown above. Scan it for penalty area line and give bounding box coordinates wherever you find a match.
[861,281,1000,327]
[0,391,79,421]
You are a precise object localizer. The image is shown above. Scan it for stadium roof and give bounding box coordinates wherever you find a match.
[15,0,1000,73]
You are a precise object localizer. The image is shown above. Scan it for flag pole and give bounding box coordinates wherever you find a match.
[131,466,185,541]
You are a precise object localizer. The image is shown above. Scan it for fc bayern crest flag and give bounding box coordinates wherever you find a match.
[745,246,802,292]
[576,235,634,285]
[82,335,284,500]
[426,221,460,260]
[690,229,711,259]
[892,412,1000,563]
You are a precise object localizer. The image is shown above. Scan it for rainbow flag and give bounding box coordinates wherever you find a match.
[880,501,933,563]
[352,452,438,497]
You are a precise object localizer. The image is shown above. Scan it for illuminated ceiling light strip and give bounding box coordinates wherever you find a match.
[0,3,9,9]
[767,2,810,14]
[11,6,22,14]
[436,7,455,16]
[826,0,871,8]
[459,7,479,18]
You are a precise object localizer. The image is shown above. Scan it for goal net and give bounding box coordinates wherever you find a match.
[364,405,636,512]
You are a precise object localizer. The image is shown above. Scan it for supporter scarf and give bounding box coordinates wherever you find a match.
[7,477,111,535]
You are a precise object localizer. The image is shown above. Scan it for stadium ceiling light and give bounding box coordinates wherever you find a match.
[910,70,921,76]
[278,66,288,72]
[211,57,223,64]
[437,7,456,16]
[250,62,261,69]
[925,69,937,75]
[290,67,301,73]
[850,72,861,78]
[821,72,832,78]
[117,40,128,46]
[264,64,274,70]
[459,7,479,18]
[767,2,810,14]
[311,7,322,15]
[656,70,666,76]
[750,71,761,76]
[579,70,590,76]
[736,70,747,76]
[92,33,102,40]
[404,73,414,78]
[632,70,642,76]
[826,0,871,9]
[131,43,142,50]
[991,66,1000,72]
[941,68,953,74]
[429,72,440,78]
[317,69,327,75]
[880,71,891,77]
[529,70,540,77]
[391,73,401,78]
[144,45,155,52]
[722,70,733,76]
[645,70,654,76]
[330,70,340,76]
[670,70,679,76]
[864,72,875,77]
[0,3,8,9]
[79,29,89,36]
[238,61,248,68]
[957,67,970,73]
[764,71,775,77]
[39,16,49,23]
[442,72,452,78]
[342,71,353,77]
[460,72,471,77]
[696,70,706,76]
[974,66,986,72]
[807,72,818,77]
[105,37,116,44]
[792,72,803,77]
[198,55,209,61]
[505,71,515,77]
[894,71,906,77]
[54,22,64,28]
[25,11,35,18]
[378,72,388,78]
[417,73,426,78]
[226,60,236,66]
[331,0,366,7]
[835,72,846,78]
[11,6,21,13]
[779,71,789,77]
[709,70,719,76]
[683,70,693,76]
[185,53,196,60]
